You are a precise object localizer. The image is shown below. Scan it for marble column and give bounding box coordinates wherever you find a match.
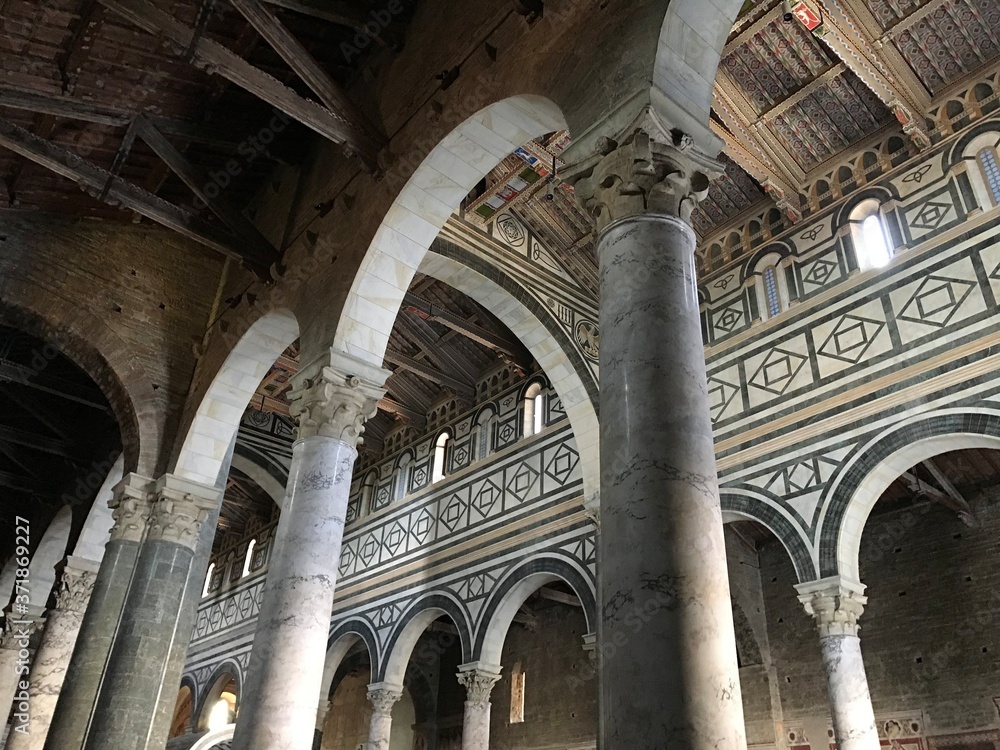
[6,558,99,750]
[82,475,217,750]
[564,109,746,750]
[44,474,154,750]
[456,663,500,750]
[231,350,389,750]
[0,609,45,731]
[365,684,402,750]
[796,577,879,750]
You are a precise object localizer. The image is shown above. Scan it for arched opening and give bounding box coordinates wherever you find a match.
[197,671,239,733]
[848,198,892,270]
[432,431,450,483]
[169,685,194,739]
[241,538,257,578]
[202,563,216,598]
[522,382,544,438]
[474,407,496,461]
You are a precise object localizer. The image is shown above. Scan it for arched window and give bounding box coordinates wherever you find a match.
[360,471,377,517]
[242,539,256,578]
[849,199,892,270]
[523,382,545,437]
[432,432,450,483]
[763,266,781,318]
[474,409,495,460]
[393,454,412,501]
[977,147,1000,205]
[961,132,1000,210]
[202,563,215,597]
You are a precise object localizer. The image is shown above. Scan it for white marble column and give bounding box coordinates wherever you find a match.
[365,684,402,750]
[6,558,99,750]
[232,351,389,750]
[0,609,44,734]
[564,110,746,750]
[796,577,879,750]
[457,663,500,750]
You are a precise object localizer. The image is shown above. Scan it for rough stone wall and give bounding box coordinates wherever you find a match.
[760,500,1000,743]
[488,603,597,750]
[0,209,224,475]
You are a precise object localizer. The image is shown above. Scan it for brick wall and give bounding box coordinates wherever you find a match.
[759,500,1000,744]
[0,209,224,474]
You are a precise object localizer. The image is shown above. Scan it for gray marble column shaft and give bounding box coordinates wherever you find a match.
[456,665,500,750]
[565,114,746,750]
[0,611,44,731]
[81,475,217,750]
[797,578,879,750]
[365,685,401,750]
[232,352,388,750]
[6,559,99,750]
[44,474,154,750]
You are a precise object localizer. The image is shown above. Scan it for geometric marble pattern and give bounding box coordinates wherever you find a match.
[898,275,976,328]
[817,313,886,364]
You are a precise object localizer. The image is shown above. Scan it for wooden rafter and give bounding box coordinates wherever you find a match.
[228,0,385,166]
[135,117,281,272]
[383,350,476,400]
[402,291,526,360]
[95,0,381,165]
[0,117,270,276]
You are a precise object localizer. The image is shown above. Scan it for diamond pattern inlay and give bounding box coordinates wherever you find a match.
[898,275,975,328]
[749,348,808,396]
[817,314,885,364]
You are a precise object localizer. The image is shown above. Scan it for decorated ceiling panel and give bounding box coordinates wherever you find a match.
[771,70,891,170]
[720,14,835,116]
[692,154,768,237]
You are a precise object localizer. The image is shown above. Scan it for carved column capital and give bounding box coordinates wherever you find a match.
[366,684,403,717]
[562,107,722,232]
[108,474,156,543]
[457,663,502,703]
[289,349,390,444]
[146,475,219,550]
[53,557,100,615]
[796,576,867,638]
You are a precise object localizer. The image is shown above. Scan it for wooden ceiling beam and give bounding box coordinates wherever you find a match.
[0,358,108,411]
[0,469,62,497]
[59,0,107,95]
[398,314,480,383]
[260,0,371,31]
[96,0,374,162]
[0,425,74,457]
[135,117,282,272]
[384,350,476,400]
[228,0,385,167]
[402,292,524,359]
[377,397,426,431]
[0,117,271,277]
[0,86,251,149]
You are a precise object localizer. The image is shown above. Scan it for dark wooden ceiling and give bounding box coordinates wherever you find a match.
[0,324,120,563]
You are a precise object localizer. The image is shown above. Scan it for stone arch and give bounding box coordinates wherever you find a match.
[319,619,380,703]
[817,408,1000,581]
[475,554,597,668]
[72,453,124,562]
[195,661,242,731]
[230,451,286,505]
[378,593,473,685]
[171,309,299,487]
[331,96,566,370]
[418,250,600,506]
[28,505,73,608]
[720,488,817,582]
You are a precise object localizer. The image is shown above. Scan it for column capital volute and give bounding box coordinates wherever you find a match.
[289,349,390,445]
[52,556,101,615]
[795,575,868,637]
[456,662,502,703]
[146,474,219,550]
[108,473,156,543]
[366,682,403,716]
[561,106,723,232]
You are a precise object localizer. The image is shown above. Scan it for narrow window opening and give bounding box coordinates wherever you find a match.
[202,563,215,597]
[242,539,256,578]
[860,214,890,269]
[978,148,1000,204]
[523,383,543,437]
[763,266,781,318]
[432,432,449,483]
[510,662,525,724]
